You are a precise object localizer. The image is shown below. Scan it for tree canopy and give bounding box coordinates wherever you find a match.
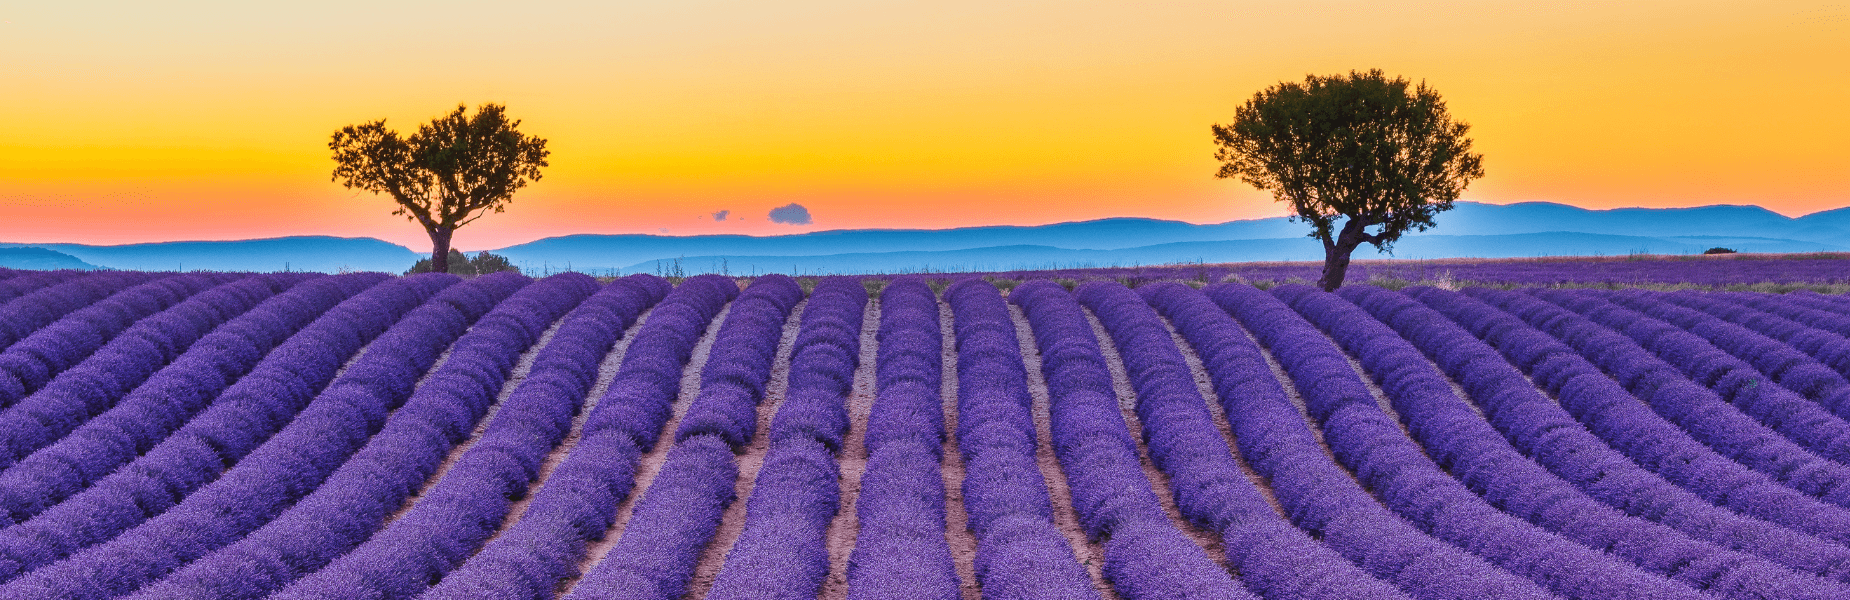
[405,250,521,276]
[330,103,549,274]
[1212,69,1483,290]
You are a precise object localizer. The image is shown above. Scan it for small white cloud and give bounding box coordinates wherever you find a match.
[712,209,730,221]
[768,203,812,225]
[658,227,670,233]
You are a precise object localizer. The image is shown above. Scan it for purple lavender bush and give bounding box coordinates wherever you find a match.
[1011,281,1253,600]
[336,274,729,600]
[944,279,1099,600]
[703,276,866,600]
[845,277,959,600]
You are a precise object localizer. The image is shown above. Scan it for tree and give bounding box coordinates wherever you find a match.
[1212,69,1483,291]
[330,103,549,274]
[405,250,522,276]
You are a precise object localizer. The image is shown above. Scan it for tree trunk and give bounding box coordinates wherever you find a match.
[1318,217,1372,291]
[429,227,455,274]
[1319,241,1360,291]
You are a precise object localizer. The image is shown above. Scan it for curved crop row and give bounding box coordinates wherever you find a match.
[671,274,805,448]
[1658,291,1850,403]
[759,277,869,454]
[1290,283,1824,599]
[1535,289,1850,500]
[1011,281,1252,600]
[1407,286,1850,581]
[342,274,734,600]
[1197,283,1554,600]
[1600,289,1850,463]
[0,274,234,409]
[844,277,959,600]
[1350,284,1850,594]
[175,272,593,600]
[1523,290,1850,509]
[1091,282,1412,600]
[702,276,867,600]
[1265,284,1695,599]
[0,273,468,584]
[0,272,554,599]
[943,279,1098,600]
[1463,288,1850,544]
[1706,293,1850,416]
[578,275,741,453]
[1726,292,1850,341]
[393,273,673,600]
[0,272,161,351]
[0,271,87,305]
[0,273,332,517]
[533,275,797,600]
[1776,290,1850,314]
[131,273,630,599]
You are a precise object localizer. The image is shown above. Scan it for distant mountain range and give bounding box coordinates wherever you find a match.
[2,202,1845,274]
[0,237,423,273]
[0,247,104,271]
[514,201,1850,275]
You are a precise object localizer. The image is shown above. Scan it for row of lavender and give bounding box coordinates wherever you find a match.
[8,267,1850,598]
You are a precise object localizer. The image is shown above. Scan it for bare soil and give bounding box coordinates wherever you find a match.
[1330,346,1427,460]
[561,301,733,593]
[1009,304,1121,600]
[684,299,807,599]
[1081,309,1231,572]
[938,298,982,600]
[477,306,659,553]
[1235,325,1346,469]
[1155,315,1286,518]
[819,301,881,600]
[382,313,570,528]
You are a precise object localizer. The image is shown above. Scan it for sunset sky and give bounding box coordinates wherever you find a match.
[2,1,1845,251]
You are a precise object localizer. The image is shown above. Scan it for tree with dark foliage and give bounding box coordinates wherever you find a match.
[405,250,521,276]
[1213,70,1483,290]
[331,103,549,274]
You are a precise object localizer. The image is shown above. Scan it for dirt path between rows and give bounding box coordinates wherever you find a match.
[382,311,571,528]
[684,298,807,599]
[328,332,383,382]
[1325,339,1432,462]
[939,298,982,600]
[1154,315,1285,518]
[1082,309,1231,572]
[561,301,733,594]
[1233,324,1348,474]
[1009,304,1121,600]
[819,300,881,599]
[472,305,658,556]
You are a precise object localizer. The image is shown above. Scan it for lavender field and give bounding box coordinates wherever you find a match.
[6,267,1850,599]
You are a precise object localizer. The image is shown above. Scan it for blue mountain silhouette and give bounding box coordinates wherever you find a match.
[3,202,1843,273]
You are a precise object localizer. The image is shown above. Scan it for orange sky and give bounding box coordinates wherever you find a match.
[2,1,1845,251]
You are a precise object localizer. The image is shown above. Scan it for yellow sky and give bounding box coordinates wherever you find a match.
[2,1,1845,250]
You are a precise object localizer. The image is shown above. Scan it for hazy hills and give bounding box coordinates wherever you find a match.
[0,247,104,271]
[619,233,1847,276]
[2,202,1845,273]
[524,201,1850,274]
[0,237,422,273]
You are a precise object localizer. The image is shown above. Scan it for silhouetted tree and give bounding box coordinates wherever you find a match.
[1213,70,1483,290]
[1703,247,1738,255]
[331,103,549,274]
[406,250,522,276]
